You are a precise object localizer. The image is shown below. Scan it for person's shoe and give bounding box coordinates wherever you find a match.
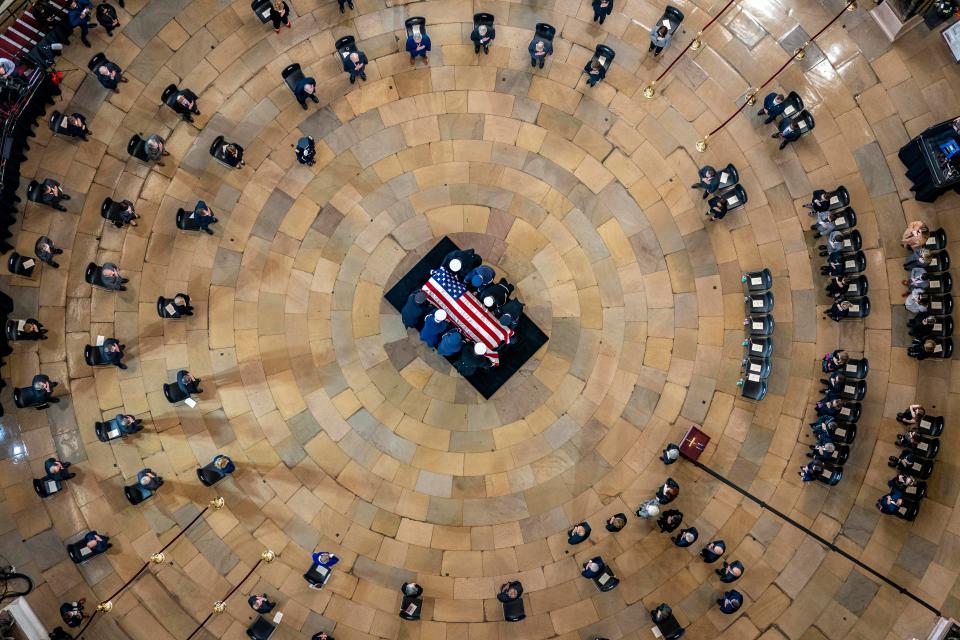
[702,192,708,199]
[49,397,59,403]
[339,3,344,11]
[483,46,489,54]
[55,205,67,212]
[61,193,71,200]
[205,228,214,235]
[274,27,280,33]
[55,248,63,254]
[359,71,366,81]
[286,21,291,28]
[49,261,59,268]
[538,60,544,68]
[350,75,356,84]
[423,55,429,64]
[901,280,909,286]
[771,133,779,139]
[779,141,788,150]
[118,363,128,370]
[757,109,765,116]
[82,38,91,47]
[474,46,480,54]
[531,58,536,67]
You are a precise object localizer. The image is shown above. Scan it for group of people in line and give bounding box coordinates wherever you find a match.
[806,188,866,322]
[876,404,941,520]
[758,90,812,150]
[900,221,951,360]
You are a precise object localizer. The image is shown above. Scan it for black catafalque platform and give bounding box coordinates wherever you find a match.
[384,237,549,399]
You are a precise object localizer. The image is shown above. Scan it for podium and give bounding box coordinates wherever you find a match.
[678,426,710,462]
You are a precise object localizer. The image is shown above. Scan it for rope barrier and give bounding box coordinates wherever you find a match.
[695,0,860,150]
[184,550,276,640]
[642,0,738,98]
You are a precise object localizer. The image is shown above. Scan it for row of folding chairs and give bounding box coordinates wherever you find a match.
[739,269,774,401]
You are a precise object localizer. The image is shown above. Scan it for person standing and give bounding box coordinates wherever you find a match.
[648,24,671,57]
[294,76,319,108]
[95,0,119,36]
[269,0,291,33]
[471,24,494,55]
[343,51,368,84]
[67,0,96,47]
[528,36,552,68]
[757,92,787,124]
[406,32,431,65]
[592,0,613,24]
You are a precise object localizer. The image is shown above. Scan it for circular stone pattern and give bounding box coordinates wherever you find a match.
[0,1,955,640]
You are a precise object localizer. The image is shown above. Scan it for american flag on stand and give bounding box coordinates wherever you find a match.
[422,267,513,366]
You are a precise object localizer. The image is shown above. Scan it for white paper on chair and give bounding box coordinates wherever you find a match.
[751,299,762,307]
[17,319,24,330]
[918,441,929,451]
[844,385,854,394]
[96,335,104,346]
[748,373,760,382]
[652,627,664,639]
[22,259,34,268]
[79,546,91,556]
[751,323,762,331]
[405,603,418,615]
[597,573,610,585]
[849,304,859,312]
[597,56,607,66]
[165,303,176,315]
[59,116,69,128]
[273,613,283,623]
[46,480,58,493]
[720,171,730,183]
[783,105,796,116]
[749,362,761,372]
[836,217,846,225]
[750,277,761,285]
[727,196,738,206]
[935,344,943,353]
[184,397,197,408]
[751,343,761,352]
[107,428,120,439]
[830,195,840,204]
[933,323,942,331]
[931,281,940,289]
[662,20,672,29]
[847,284,857,292]
[412,25,420,35]
[835,427,846,437]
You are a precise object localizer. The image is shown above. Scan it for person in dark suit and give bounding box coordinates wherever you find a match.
[807,439,836,461]
[169,294,194,317]
[706,196,728,221]
[400,581,422,597]
[211,454,235,475]
[580,557,604,579]
[295,136,316,165]
[464,265,494,292]
[436,331,463,357]
[471,24,494,55]
[187,200,217,234]
[337,0,354,12]
[672,527,698,547]
[772,119,803,150]
[60,599,86,627]
[699,540,725,563]
[269,0,291,32]
[83,531,111,553]
[661,443,680,464]
[908,338,938,360]
[17,318,48,340]
[876,492,905,515]
[454,343,494,377]
[691,165,719,199]
[31,374,59,404]
[217,140,245,168]
[420,309,448,348]
[606,513,627,532]
[402,291,432,329]
[821,350,849,375]
[95,0,119,36]
[897,405,925,426]
[344,51,368,84]
[496,298,523,330]
[248,594,276,614]
[40,178,69,211]
[824,299,855,322]
[137,468,163,490]
[96,338,126,369]
[567,522,591,544]
[63,113,90,139]
[804,189,831,214]
[442,249,481,275]
[820,371,845,394]
[757,92,787,124]
[94,60,127,91]
[716,560,744,583]
[177,370,202,395]
[657,509,682,533]
[717,590,742,614]
[106,413,143,435]
[98,263,128,291]
[820,253,849,277]
[497,581,522,602]
[529,36,552,68]
[592,0,613,23]
[35,236,64,268]
[406,32,431,65]
[799,460,823,482]
[909,315,937,339]
[172,89,201,122]
[478,278,514,311]
[294,76,319,108]
[68,0,96,47]
[45,457,75,480]
[656,478,679,504]
[106,199,139,227]
[584,59,606,87]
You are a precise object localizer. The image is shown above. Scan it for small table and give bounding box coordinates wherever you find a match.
[422,268,513,366]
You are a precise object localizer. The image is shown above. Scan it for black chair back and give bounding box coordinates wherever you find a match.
[594,44,615,68]
[164,382,189,404]
[535,23,556,41]
[124,483,153,505]
[251,0,272,23]
[197,463,224,487]
[26,180,42,202]
[473,12,494,27]
[87,52,105,71]
[246,616,276,640]
[34,476,62,498]
[405,16,426,37]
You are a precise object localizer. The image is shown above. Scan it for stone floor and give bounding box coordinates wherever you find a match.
[1,0,958,638]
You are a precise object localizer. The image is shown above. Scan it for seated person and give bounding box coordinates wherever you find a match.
[248,594,276,614]
[907,338,937,360]
[651,603,673,624]
[799,460,823,482]
[897,404,925,425]
[99,262,128,291]
[820,252,852,276]
[312,551,339,568]
[478,278,514,311]
[343,52,368,84]
[454,343,494,376]
[811,210,840,237]
[580,557,605,579]
[137,468,163,490]
[95,0,120,36]
[672,526,698,547]
[106,199,139,227]
[183,200,217,234]
[656,478,679,504]
[825,276,849,298]
[706,196,728,221]
[35,236,64,268]
[295,136,316,165]
[583,59,605,87]
[821,349,848,373]
[818,229,845,256]
[436,330,463,357]
[40,178,70,211]
[903,266,928,292]
[442,248,481,275]
[419,309,448,348]
[172,89,200,121]
[471,24,494,55]
[661,443,680,464]
[902,220,929,250]
[567,521,591,544]
[464,265,494,292]
[218,140,245,168]
[824,298,855,322]
[83,530,111,554]
[820,371,844,393]
[401,290,431,329]
[808,439,836,461]
[904,289,928,314]
[528,36,552,69]
[635,498,659,519]
[716,560,744,583]
[94,60,128,91]
[162,293,193,317]
[876,491,906,515]
[757,92,787,124]
[717,590,742,614]
[691,165,719,198]
[294,76,319,108]
[699,539,725,563]
[16,318,48,340]
[60,599,86,628]
[210,454,235,475]
[400,581,422,597]
[605,513,627,532]
[45,457,75,480]
[30,373,59,404]
[144,134,168,164]
[62,112,91,139]
[904,248,933,270]
[177,369,202,395]
[657,509,682,533]
[106,413,144,435]
[496,581,522,602]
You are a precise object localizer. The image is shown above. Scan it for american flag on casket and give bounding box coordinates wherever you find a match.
[421,267,514,366]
